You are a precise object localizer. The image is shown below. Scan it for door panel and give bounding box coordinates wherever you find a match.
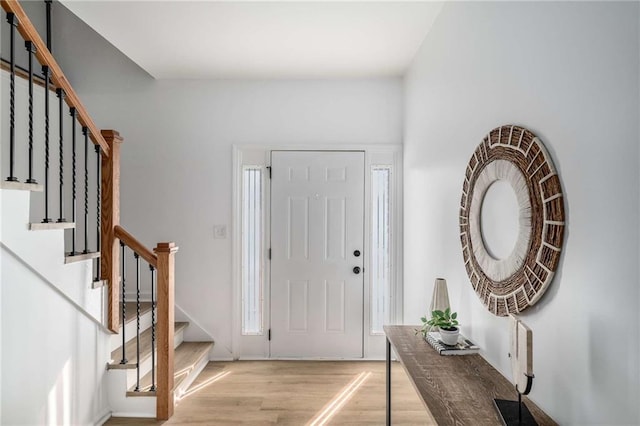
[270,151,364,358]
[325,197,346,260]
[324,279,345,333]
[287,280,309,332]
[287,197,309,260]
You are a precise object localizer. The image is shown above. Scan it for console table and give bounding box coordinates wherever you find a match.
[384,325,557,425]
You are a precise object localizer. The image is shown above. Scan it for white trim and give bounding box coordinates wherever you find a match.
[94,409,112,426]
[232,144,402,359]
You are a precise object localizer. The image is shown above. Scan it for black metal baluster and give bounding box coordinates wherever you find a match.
[56,89,66,223]
[42,66,52,223]
[94,145,101,280]
[5,13,18,183]
[69,108,77,254]
[82,127,89,253]
[134,253,141,392]
[25,41,37,184]
[150,265,156,392]
[120,241,127,364]
[45,0,52,53]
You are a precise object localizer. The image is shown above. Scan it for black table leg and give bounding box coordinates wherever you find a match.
[386,337,391,425]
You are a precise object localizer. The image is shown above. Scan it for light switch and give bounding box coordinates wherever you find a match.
[213,225,227,239]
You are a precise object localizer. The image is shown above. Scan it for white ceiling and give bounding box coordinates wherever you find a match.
[60,1,444,79]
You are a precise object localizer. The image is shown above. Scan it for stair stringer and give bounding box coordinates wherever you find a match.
[174,347,210,403]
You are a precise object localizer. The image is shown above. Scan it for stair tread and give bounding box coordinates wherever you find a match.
[29,222,76,230]
[126,341,213,395]
[119,301,153,326]
[0,181,43,192]
[109,321,188,369]
[65,251,100,263]
[92,279,107,289]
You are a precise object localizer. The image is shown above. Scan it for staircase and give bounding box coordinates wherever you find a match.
[0,0,213,421]
[1,184,213,419]
[107,304,212,417]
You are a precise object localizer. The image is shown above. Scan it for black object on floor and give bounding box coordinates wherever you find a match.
[494,398,538,426]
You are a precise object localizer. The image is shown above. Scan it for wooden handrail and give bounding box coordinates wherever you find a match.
[114,225,157,267]
[0,0,110,156]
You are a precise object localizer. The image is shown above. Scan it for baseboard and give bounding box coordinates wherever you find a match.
[94,409,112,426]
[244,357,391,361]
[110,412,155,418]
[211,356,235,361]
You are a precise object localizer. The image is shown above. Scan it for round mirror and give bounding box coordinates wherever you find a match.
[480,180,519,260]
[459,125,565,316]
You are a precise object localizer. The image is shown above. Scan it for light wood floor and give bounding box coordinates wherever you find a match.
[105,360,436,425]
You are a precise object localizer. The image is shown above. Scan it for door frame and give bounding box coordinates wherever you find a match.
[232,144,403,360]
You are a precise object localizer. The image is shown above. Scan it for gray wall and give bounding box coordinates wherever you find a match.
[48,2,403,357]
[403,2,639,424]
[1,1,47,73]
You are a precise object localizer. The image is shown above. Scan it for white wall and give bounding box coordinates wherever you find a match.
[0,188,110,425]
[404,2,639,424]
[49,3,403,357]
[1,246,110,425]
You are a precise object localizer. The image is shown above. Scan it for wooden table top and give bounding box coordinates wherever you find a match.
[384,325,557,426]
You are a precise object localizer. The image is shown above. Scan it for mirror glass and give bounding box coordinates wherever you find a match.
[480,180,519,260]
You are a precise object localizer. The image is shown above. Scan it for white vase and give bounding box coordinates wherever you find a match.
[439,327,460,346]
[428,278,451,332]
[429,278,450,314]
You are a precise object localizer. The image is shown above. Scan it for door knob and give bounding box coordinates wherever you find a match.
[353,250,361,257]
[353,266,361,274]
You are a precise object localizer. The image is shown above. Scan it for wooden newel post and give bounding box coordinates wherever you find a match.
[100,130,123,333]
[155,241,178,420]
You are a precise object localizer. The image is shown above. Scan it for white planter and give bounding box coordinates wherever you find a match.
[439,327,460,346]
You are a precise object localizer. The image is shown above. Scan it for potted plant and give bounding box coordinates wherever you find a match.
[418,307,460,346]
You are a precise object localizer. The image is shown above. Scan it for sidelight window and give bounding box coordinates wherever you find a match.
[242,167,264,335]
[371,166,391,334]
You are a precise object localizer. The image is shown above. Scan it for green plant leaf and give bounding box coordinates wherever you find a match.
[432,310,444,317]
[451,312,457,319]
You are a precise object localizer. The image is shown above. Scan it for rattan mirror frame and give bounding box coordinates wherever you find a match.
[459,125,565,316]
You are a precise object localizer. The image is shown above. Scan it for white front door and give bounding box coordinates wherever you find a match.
[270,151,365,358]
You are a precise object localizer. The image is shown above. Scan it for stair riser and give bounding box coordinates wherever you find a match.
[106,370,156,418]
[110,309,153,353]
[124,326,185,389]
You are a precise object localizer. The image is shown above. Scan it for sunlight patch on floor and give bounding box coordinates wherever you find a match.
[307,371,372,426]
[180,371,231,399]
